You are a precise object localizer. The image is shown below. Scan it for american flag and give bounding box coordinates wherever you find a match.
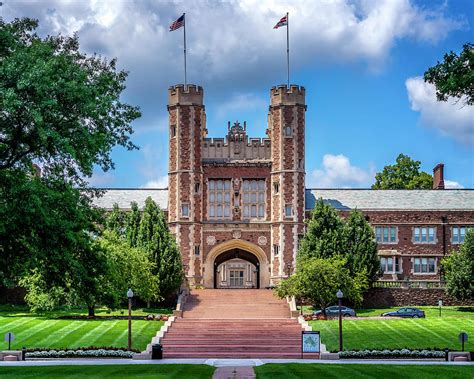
[273,15,287,29]
[170,14,185,31]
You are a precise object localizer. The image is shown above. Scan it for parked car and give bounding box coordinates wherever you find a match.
[313,306,357,318]
[381,307,425,318]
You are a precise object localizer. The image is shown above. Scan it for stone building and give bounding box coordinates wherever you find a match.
[94,84,474,289]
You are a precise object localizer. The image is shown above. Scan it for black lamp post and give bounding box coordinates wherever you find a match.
[337,289,343,352]
[127,288,134,351]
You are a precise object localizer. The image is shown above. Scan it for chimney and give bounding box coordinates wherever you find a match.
[433,163,445,190]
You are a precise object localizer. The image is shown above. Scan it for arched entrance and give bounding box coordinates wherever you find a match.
[214,249,260,288]
[203,239,270,289]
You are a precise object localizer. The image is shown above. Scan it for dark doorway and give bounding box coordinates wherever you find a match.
[213,249,260,289]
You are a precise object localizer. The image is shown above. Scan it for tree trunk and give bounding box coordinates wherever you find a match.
[147,301,151,309]
[88,305,95,317]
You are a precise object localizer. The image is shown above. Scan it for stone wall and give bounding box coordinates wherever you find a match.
[363,287,474,307]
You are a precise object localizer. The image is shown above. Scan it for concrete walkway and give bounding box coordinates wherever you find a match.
[0,358,472,367]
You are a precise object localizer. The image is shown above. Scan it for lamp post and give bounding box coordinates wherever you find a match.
[336,289,343,352]
[127,288,134,351]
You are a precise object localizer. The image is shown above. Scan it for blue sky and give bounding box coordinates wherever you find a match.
[3,0,473,188]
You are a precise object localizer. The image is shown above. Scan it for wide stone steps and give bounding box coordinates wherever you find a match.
[159,289,315,359]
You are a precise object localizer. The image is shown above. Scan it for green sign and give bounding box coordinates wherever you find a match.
[302,331,320,353]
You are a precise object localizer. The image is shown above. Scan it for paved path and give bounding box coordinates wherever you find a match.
[0,358,472,367]
[212,366,255,379]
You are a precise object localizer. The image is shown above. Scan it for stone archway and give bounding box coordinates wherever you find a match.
[203,239,270,289]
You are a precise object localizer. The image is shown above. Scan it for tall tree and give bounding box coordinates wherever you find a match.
[0,18,140,299]
[137,197,183,297]
[442,230,474,301]
[372,153,432,189]
[424,43,474,106]
[298,199,344,262]
[106,204,127,236]
[343,209,380,281]
[126,201,141,248]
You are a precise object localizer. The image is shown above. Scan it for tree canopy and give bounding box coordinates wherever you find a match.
[424,43,474,106]
[298,199,379,282]
[0,17,140,303]
[442,230,474,301]
[372,153,432,190]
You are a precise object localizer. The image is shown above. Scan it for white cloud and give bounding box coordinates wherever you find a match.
[216,94,267,119]
[142,176,168,189]
[406,77,474,146]
[309,154,374,188]
[445,180,464,189]
[87,171,115,187]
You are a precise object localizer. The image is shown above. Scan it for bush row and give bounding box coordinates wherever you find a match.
[26,349,135,359]
[339,349,445,359]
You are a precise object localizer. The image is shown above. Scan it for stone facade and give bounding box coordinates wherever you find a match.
[167,84,306,287]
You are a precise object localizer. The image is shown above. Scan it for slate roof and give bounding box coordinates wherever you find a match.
[92,189,168,210]
[305,189,474,211]
[92,188,474,211]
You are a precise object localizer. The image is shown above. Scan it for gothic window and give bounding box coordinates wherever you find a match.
[242,179,265,219]
[181,203,189,218]
[171,124,176,138]
[208,179,232,219]
[284,125,292,137]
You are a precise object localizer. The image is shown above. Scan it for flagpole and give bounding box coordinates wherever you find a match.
[183,13,187,87]
[286,12,289,88]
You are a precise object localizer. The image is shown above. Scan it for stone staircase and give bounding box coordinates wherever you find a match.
[159,289,318,359]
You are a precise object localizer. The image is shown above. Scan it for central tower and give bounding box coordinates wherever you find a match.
[167,84,306,287]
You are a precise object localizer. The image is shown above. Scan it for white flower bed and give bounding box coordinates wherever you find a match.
[340,349,445,359]
[26,349,134,359]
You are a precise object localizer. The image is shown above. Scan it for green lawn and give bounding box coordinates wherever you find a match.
[310,306,474,352]
[255,364,474,379]
[0,364,215,379]
[0,307,166,351]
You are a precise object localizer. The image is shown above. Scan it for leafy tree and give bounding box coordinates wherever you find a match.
[275,256,368,313]
[343,209,380,281]
[106,204,127,236]
[0,18,140,178]
[98,231,160,306]
[298,199,344,262]
[442,230,474,301]
[126,201,141,248]
[424,43,474,106]
[137,197,183,298]
[0,17,140,298]
[372,153,432,189]
[298,199,379,284]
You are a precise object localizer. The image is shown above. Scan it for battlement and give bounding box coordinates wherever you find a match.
[168,84,204,106]
[202,136,271,160]
[270,84,305,106]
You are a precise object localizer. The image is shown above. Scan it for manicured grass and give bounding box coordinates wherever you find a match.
[255,363,474,379]
[0,364,215,379]
[0,305,173,318]
[0,316,163,351]
[310,316,473,352]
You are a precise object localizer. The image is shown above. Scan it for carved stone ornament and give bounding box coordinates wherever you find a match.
[232,230,242,239]
[206,235,216,246]
[258,236,267,246]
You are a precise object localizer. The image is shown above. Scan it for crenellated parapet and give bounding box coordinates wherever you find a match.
[168,84,204,106]
[270,84,305,108]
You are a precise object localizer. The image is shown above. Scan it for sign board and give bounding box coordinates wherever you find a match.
[438,300,442,307]
[302,331,320,353]
[459,332,468,343]
[4,332,14,343]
